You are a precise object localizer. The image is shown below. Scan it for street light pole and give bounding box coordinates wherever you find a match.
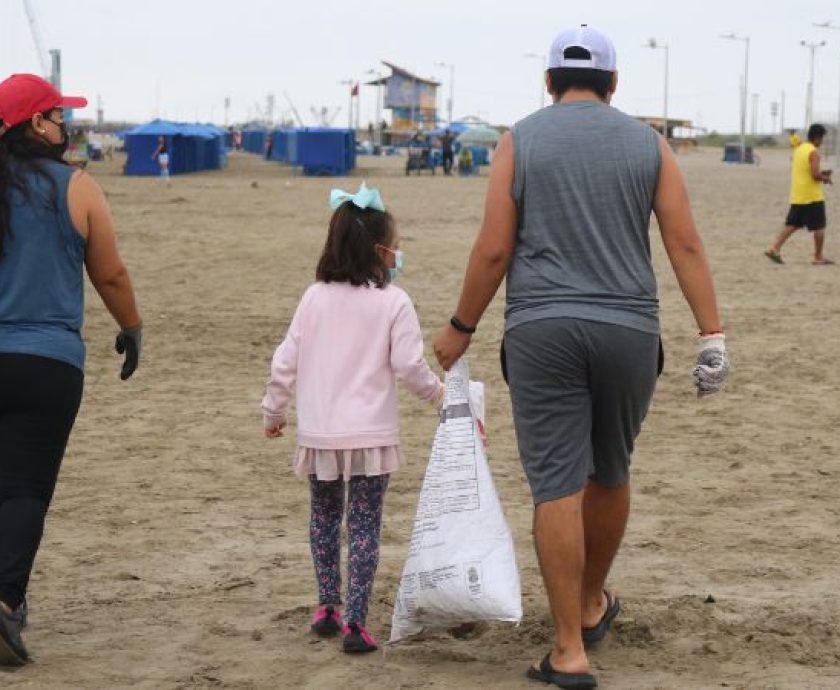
[814,21,840,164]
[365,69,384,146]
[524,53,547,109]
[339,79,353,129]
[435,62,455,124]
[801,39,827,128]
[721,33,750,162]
[644,39,669,141]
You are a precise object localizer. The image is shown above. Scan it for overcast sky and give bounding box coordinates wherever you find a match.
[2,0,839,133]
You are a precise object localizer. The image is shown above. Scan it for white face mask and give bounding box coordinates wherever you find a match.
[389,250,404,282]
[377,245,404,283]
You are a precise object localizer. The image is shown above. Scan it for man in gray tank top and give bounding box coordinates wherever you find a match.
[434,25,729,688]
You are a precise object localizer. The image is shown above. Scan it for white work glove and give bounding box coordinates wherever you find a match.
[693,333,729,397]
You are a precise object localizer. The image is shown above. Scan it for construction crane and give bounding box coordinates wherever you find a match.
[309,106,341,127]
[282,92,305,128]
[22,0,62,89]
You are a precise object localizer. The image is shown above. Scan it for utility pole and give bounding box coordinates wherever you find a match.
[339,80,353,129]
[751,93,759,134]
[224,97,230,127]
[780,91,786,132]
[801,40,826,128]
[435,62,455,124]
[814,21,840,164]
[721,33,750,162]
[644,39,670,140]
[770,101,779,134]
[524,53,547,109]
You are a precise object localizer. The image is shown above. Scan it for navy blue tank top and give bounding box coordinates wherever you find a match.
[0,158,86,370]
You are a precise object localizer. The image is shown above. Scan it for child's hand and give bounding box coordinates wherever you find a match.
[264,421,286,438]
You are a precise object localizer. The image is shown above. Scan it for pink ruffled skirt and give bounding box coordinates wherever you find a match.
[294,446,403,481]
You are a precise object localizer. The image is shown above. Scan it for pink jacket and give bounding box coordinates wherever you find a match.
[261,282,443,449]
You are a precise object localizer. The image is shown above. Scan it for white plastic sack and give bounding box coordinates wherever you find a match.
[390,359,522,643]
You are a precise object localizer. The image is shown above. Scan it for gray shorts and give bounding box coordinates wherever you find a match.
[504,318,659,505]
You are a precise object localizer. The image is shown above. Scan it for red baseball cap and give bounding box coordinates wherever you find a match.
[0,73,87,135]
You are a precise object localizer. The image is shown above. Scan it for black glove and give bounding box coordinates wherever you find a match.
[115,324,142,380]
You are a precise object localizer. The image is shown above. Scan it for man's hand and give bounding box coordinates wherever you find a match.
[433,325,472,371]
[821,169,833,184]
[693,333,729,397]
[115,324,142,380]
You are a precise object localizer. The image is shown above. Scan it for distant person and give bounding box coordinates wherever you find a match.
[788,130,801,148]
[433,25,727,688]
[261,183,443,654]
[151,135,170,185]
[264,131,273,160]
[765,123,833,265]
[0,73,142,666]
[441,129,455,175]
[457,145,473,175]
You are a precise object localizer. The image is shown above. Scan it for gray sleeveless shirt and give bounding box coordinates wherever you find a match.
[506,100,661,334]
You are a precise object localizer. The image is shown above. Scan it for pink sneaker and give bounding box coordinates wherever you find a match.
[310,605,343,637]
[341,622,378,653]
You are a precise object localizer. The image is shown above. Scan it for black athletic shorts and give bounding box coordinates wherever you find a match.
[785,201,826,231]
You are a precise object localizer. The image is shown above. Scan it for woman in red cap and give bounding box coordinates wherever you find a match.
[0,74,143,666]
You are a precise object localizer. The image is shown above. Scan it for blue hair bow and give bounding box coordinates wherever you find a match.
[329,182,386,212]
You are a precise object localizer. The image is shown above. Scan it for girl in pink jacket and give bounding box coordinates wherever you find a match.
[262,183,443,654]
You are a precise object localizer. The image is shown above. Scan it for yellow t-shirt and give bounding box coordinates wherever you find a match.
[789,133,801,148]
[790,142,824,204]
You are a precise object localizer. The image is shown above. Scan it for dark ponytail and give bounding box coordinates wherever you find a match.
[0,110,68,255]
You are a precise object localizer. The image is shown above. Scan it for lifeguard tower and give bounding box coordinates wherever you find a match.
[366,62,440,144]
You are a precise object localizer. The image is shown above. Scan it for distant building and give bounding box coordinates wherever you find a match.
[366,62,440,131]
[635,116,699,140]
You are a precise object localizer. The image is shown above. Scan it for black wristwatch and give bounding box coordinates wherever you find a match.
[450,316,477,334]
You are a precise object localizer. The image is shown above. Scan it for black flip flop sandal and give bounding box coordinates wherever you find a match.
[582,591,621,648]
[526,654,597,688]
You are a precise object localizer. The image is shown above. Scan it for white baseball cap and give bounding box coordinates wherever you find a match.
[547,24,617,72]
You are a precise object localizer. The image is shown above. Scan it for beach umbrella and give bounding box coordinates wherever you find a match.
[457,126,501,146]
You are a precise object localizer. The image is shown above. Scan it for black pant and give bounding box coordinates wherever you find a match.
[0,354,83,609]
[442,151,454,174]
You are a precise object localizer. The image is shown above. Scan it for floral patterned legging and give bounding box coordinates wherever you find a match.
[309,474,389,626]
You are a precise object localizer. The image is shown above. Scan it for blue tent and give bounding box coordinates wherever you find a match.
[244,127,354,176]
[241,128,269,155]
[268,129,298,165]
[124,120,226,176]
[295,128,355,176]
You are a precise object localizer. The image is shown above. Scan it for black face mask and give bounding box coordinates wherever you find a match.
[40,118,69,159]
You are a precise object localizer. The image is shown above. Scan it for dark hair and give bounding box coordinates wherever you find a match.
[548,67,613,99]
[0,109,68,255]
[808,123,827,142]
[316,201,395,288]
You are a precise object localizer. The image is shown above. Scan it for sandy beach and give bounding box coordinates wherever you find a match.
[3,146,839,689]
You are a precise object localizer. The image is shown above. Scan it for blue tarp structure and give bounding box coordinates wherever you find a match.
[244,127,355,176]
[242,129,269,155]
[123,120,226,176]
[469,145,490,166]
[295,128,355,176]
[722,143,755,164]
[268,129,299,165]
